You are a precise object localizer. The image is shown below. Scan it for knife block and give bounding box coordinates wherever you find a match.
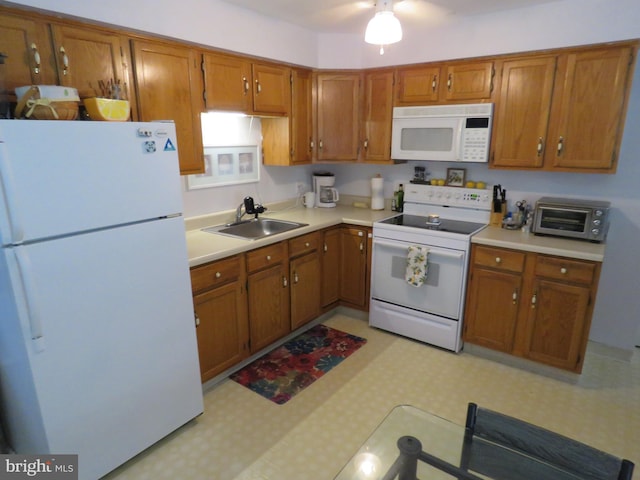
[490,203,506,226]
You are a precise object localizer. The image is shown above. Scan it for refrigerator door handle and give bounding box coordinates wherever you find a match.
[0,143,23,243]
[14,247,45,352]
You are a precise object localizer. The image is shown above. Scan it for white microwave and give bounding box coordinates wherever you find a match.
[391,103,493,162]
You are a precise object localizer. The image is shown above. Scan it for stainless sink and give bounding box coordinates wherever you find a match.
[202,218,308,240]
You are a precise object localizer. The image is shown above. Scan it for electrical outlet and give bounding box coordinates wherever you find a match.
[295,182,306,195]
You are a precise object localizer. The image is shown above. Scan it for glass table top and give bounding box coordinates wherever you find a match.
[334,405,591,480]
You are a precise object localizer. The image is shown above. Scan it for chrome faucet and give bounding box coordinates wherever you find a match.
[235,196,266,223]
[234,202,246,223]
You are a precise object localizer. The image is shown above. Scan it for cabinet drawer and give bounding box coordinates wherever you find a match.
[190,255,241,293]
[474,246,526,273]
[289,232,320,258]
[246,242,287,273]
[534,255,596,284]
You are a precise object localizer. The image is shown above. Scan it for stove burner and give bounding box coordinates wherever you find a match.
[379,214,486,236]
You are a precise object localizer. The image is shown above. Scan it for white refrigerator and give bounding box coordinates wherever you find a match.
[0,120,204,479]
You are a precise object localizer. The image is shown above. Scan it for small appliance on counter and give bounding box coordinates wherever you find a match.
[531,197,610,242]
[313,171,339,208]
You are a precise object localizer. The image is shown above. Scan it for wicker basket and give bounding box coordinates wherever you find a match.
[15,85,79,120]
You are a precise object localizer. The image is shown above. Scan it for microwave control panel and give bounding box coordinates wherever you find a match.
[461,117,491,162]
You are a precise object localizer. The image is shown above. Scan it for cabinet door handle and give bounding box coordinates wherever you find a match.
[359,242,364,252]
[30,43,41,74]
[537,137,544,156]
[557,136,564,155]
[531,292,537,309]
[495,257,502,264]
[59,46,69,76]
[194,312,200,327]
[560,267,567,274]
[447,73,452,91]
[242,76,249,95]
[255,79,262,94]
[304,242,310,247]
[283,276,288,287]
[215,271,221,279]
[309,139,314,150]
[293,272,299,284]
[363,139,369,149]
[432,74,438,92]
[512,289,518,305]
[323,243,328,253]
[319,140,323,150]
[266,255,271,261]
[358,231,364,237]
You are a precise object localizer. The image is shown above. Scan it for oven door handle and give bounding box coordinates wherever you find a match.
[373,239,464,260]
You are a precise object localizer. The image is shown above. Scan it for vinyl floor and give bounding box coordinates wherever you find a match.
[105,312,640,480]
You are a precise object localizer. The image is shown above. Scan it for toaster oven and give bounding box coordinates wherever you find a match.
[531,197,610,243]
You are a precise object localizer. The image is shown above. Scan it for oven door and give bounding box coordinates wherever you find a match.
[371,237,466,320]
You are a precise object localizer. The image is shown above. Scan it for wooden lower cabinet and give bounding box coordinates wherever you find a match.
[339,225,371,310]
[464,268,522,353]
[289,232,321,330]
[189,225,374,382]
[321,227,341,307]
[464,245,601,373]
[246,242,290,353]
[190,255,249,383]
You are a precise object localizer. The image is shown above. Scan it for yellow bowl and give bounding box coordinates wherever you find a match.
[83,98,130,121]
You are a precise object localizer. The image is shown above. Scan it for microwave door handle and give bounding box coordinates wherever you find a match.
[454,119,464,161]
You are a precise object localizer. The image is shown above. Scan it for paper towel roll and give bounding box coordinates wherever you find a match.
[371,175,384,210]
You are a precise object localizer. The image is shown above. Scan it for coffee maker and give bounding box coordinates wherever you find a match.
[312,172,339,208]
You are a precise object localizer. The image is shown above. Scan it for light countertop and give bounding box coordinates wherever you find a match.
[185,202,606,267]
[185,201,393,267]
[472,226,606,262]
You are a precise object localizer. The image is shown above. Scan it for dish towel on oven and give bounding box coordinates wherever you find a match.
[405,245,429,287]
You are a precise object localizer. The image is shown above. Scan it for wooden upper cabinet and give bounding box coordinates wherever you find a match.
[251,63,290,115]
[202,53,252,112]
[491,44,636,173]
[491,56,557,168]
[547,46,634,172]
[444,61,494,100]
[315,72,361,161]
[202,52,290,116]
[395,61,493,104]
[362,69,394,163]
[132,40,204,174]
[291,68,313,164]
[50,25,132,100]
[395,65,441,104]
[0,14,55,99]
[261,67,311,166]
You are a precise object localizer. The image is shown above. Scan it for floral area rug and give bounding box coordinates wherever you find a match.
[230,324,367,405]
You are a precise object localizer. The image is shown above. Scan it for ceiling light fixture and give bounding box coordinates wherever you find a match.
[365,0,403,55]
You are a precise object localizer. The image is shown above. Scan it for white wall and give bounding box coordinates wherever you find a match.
[7,0,640,352]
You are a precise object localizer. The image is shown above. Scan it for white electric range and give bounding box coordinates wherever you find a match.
[369,184,492,352]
